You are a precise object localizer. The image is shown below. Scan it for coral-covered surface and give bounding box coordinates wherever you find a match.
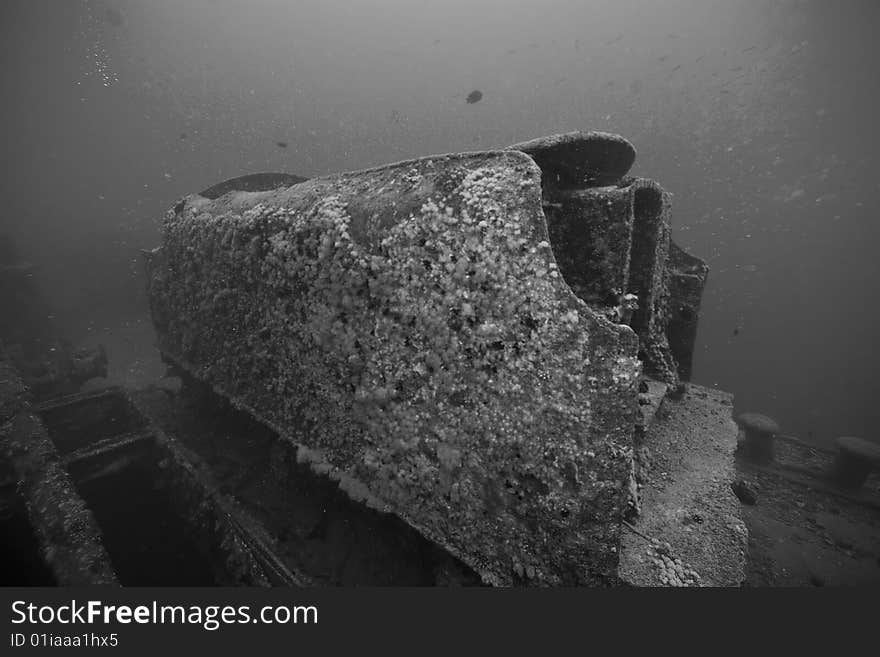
[0,356,118,585]
[531,177,682,384]
[146,150,641,585]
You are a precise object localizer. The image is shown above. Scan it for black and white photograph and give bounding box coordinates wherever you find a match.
[0,1,878,644]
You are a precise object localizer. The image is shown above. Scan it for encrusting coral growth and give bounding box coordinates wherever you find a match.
[146,150,642,585]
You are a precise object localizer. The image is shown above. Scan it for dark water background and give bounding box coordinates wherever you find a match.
[1,0,878,448]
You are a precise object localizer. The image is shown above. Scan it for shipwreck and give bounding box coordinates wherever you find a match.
[140,130,743,586]
[1,130,758,586]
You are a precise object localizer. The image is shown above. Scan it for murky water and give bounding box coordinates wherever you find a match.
[1,0,878,449]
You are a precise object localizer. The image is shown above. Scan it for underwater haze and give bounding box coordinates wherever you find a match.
[1,0,878,448]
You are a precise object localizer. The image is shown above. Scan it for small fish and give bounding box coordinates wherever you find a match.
[465,90,483,104]
[276,141,288,148]
[604,33,624,46]
[732,327,740,336]
[741,46,756,53]
[179,132,188,140]
[657,55,669,62]
[670,64,682,72]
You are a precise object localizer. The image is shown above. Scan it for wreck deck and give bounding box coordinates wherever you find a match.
[618,383,747,586]
[0,376,313,586]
